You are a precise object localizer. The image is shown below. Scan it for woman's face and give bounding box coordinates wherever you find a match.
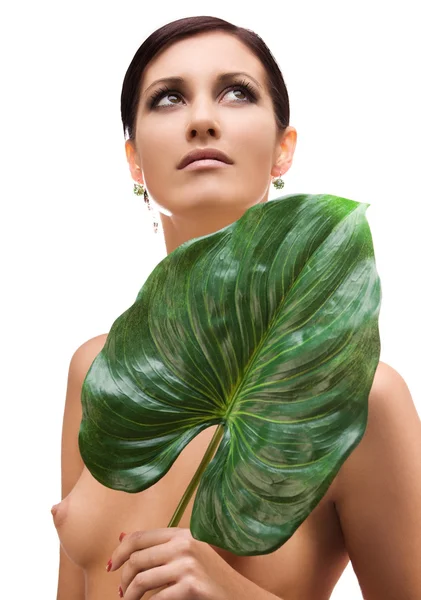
[126,31,296,250]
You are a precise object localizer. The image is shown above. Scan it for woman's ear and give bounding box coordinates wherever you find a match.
[271,126,297,179]
[125,139,144,184]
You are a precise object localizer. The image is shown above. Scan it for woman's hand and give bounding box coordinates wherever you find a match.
[107,527,262,600]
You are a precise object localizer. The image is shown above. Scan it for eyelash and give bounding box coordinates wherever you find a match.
[148,79,258,108]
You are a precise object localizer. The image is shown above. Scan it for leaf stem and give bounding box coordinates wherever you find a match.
[167,423,225,527]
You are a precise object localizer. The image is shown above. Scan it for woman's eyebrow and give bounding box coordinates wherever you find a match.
[142,71,263,97]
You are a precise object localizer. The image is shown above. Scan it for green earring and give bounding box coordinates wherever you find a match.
[272,176,285,190]
[134,182,144,196]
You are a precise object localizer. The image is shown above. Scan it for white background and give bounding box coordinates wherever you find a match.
[1,1,419,597]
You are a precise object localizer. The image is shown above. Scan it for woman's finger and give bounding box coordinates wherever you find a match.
[122,563,177,600]
[110,528,183,572]
[120,541,175,590]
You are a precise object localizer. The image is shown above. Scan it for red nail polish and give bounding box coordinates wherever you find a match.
[106,559,112,572]
[118,585,124,597]
[119,532,127,542]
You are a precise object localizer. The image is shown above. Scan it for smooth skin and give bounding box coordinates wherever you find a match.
[53,30,421,600]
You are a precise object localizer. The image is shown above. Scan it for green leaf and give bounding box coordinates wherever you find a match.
[79,193,381,556]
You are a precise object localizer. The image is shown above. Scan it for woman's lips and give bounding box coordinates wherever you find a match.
[182,159,232,171]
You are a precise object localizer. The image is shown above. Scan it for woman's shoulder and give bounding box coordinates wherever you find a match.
[332,359,418,509]
[69,333,108,378]
[328,360,421,597]
[73,333,108,357]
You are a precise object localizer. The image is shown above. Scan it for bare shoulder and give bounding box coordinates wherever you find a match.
[333,360,418,499]
[329,360,421,598]
[70,333,109,374]
[56,332,110,599]
[368,359,412,399]
[61,332,109,494]
[63,333,109,421]
[63,331,109,424]
[326,360,416,502]
[72,332,108,359]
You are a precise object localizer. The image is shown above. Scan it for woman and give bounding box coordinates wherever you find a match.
[52,15,421,600]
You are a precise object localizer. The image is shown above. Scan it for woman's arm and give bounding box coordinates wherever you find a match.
[333,361,421,599]
[56,335,108,600]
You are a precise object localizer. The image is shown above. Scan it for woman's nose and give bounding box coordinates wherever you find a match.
[186,103,220,139]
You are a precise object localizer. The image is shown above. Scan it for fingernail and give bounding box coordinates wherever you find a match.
[119,532,127,542]
[118,585,124,597]
[106,559,112,572]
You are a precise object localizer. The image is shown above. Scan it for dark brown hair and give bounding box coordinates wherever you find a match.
[121,15,290,141]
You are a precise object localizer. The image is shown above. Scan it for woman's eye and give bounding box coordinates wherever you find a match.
[225,88,249,102]
[149,83,255,109]
[156,92,182,107]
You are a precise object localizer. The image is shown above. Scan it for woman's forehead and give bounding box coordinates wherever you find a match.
[141,33,265,94]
